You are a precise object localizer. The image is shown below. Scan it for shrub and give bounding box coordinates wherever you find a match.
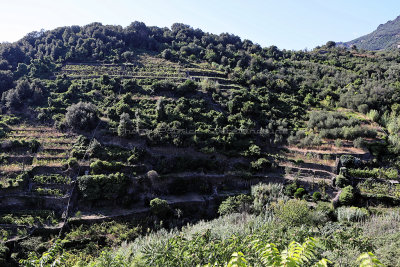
[67,157,78,169]
[29,139,40,153]
[149,198,171,218]
[65,102,99,130]
[312,191,322,202]
[337,206,369,222]
[294,188,307,199]
[353,137,365,149]
[218,194,253,215]
[284,182,298,196]
[176,80,197,95]
[77,173,128,201]
[334,139,342,147]
[87,138,102,158]
[251,183,284,213]
[250,158,271,171]
[367,109,379,122]
[340,155,360,168]
[90,160,124,174]
[273,199,311,226]
[147,170,159,180]
[247,144,261,156]
[335,174,349,188]
[339,185,355,205]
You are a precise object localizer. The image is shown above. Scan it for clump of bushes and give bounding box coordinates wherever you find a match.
[218,194,253,215]
[0,139,40,153]
[335,174,350,188]
[287,131,322,148]
[66,157,78,169]
[77,173,129,201]
[273,199,311,226]
[90,160,125,174]
[149,198,171,218]
[348,168,398,180]
[339,185,355,205]
[250,158,271,172]
[294,187,307,199]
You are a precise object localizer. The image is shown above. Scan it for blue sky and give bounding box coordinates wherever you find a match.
[1,0,399,50]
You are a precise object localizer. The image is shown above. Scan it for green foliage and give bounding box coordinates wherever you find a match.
[90,160,125,174]
[66,157,78,169]
[251,183,284,213]
[335,174,350,188]
[149,198,171,218]
[367,109,379,122]
[77,173,129,201]
[1,138,41,153]
[117,112,134,137]
[312,192,322,202]
[294,188,307,199]
[251,237,330,267]
[20,240,66,267]
[250,158,271,171]
[218,194,253,215]
[0,242,9,265]
[339,186,355,206]
[357,252,384,267]
[87,250,128,267]
[273,199,311,226]
[348,168,398,180]
[65,101,99,130]
[284,182,298,196]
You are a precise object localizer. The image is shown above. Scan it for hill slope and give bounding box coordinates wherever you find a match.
[1,21,400,265]
[342,15,400,50]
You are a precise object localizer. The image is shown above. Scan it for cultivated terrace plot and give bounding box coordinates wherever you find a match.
[0,124,77,242]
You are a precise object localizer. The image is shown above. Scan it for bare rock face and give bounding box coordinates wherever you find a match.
[331,190,342,209]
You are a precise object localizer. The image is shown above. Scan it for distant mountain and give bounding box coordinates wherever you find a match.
[342,15,400,50]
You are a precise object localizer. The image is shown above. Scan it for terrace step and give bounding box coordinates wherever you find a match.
[286,147,372,161]
[3,156,34,165]
[280,165,335,178]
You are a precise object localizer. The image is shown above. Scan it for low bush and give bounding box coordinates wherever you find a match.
[339,185,355,205]
[348,168,398,180]
[33,174,71,184]
[67,157,78,169]
[284,181,298,196]
[250,158,271,171]
[273,199,311,226]
[335,174,350,188]
[90,160,125,174]
[294,187,307,199]
[312,191,322,202]
[218,194,253,215]
[149,198,171,218]
[77,173,129,201]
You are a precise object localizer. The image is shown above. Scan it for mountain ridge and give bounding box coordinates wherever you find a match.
[341,15,400,50]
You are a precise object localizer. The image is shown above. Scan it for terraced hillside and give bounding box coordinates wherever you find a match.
[0,123,77,243]
[2,21,400,265]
